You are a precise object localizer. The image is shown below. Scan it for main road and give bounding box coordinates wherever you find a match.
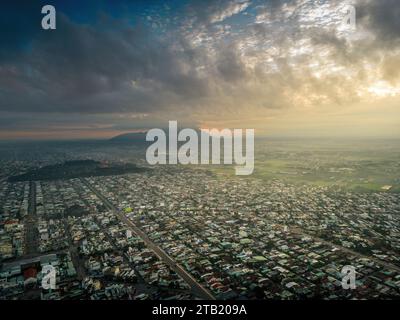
[25,181,39,255]
[80,178,216,300]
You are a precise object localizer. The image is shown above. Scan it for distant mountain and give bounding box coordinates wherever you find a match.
[109,132,148,144]
[109,128,208,145]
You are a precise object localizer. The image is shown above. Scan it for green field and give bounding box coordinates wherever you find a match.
[199,138,400,193]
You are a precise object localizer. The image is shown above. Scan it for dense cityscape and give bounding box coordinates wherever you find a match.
[1,0,400,309]
[1,140,399,300]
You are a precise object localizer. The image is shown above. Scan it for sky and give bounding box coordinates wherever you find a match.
[0,0,399,140]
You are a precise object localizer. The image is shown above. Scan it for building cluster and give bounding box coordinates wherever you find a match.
[1,161,400,300]
[1,175,194,300]
[87,169,400,299]
[0,181,26,260]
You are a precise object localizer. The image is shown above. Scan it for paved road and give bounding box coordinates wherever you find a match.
[80,178,216,300]
[3,250,68,266]
[61,214,87,280]
[25,181,39,255]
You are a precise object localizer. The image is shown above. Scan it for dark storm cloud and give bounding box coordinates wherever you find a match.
[0,10,211,115]
[1,0,400,138]
[357,0,400,47]
[1,0,398,118]
[0,1,45,61]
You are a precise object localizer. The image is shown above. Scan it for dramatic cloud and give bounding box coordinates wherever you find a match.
[0,0,399,139]
[208,0,250,23]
